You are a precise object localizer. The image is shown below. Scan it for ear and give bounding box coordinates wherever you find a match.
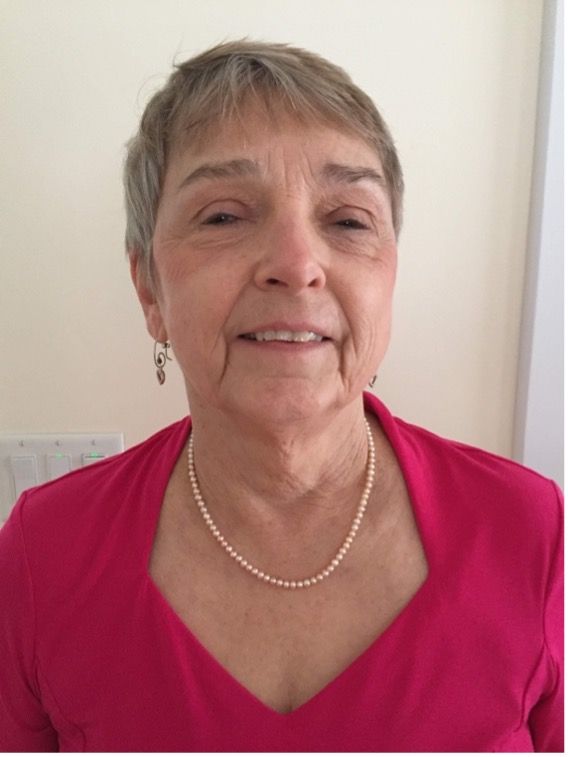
[129,254,168,343]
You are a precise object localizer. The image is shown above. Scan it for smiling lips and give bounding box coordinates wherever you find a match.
[239,321,332,344]
[240,330,327,343]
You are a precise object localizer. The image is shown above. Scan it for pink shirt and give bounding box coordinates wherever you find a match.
[0,393,563,751]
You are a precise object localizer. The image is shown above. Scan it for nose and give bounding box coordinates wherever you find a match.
[253,215,327,293]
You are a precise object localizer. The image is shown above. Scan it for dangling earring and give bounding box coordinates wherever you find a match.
[154,340,172,385]
[368,375,377,388]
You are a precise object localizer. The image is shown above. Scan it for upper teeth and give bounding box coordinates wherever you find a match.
[244,331,324,342]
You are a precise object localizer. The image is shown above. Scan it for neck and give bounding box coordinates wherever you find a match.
[186,397,372,528]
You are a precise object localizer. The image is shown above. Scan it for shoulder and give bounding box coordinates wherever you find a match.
[367,394,562,625]
[365,392,563,537]
[3,417,192,558]
[400,413,560,511]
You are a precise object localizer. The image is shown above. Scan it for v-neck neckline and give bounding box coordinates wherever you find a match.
[143,393,435,719]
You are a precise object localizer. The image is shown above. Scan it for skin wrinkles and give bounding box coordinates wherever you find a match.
[132,108,398,526]
[165,140,392,245]
[160,174,392,260]
[175,158,386,194]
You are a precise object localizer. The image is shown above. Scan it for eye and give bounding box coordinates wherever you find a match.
[203,212,239,226]
[335,217,370,231]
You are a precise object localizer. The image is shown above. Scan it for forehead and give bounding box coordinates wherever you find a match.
[166,104,384,187]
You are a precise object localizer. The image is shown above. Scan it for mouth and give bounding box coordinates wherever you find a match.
[238,330,331,343]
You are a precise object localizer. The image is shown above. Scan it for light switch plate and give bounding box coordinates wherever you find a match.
[0,433,124,523]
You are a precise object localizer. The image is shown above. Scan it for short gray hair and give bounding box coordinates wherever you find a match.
[123,40,404,287]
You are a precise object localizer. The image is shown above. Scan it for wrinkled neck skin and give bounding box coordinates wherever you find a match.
[185,393,373,533]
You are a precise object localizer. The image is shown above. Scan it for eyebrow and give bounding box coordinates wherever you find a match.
[321,162,386,188]
[177,159,385,191]
[177,159,259,191]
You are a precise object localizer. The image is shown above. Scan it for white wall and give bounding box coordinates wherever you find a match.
[1,0,545,463]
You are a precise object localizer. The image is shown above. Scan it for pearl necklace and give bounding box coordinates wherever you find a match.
[187,418,376,589]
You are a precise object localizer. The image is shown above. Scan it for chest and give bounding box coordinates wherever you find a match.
[149,471,428,714]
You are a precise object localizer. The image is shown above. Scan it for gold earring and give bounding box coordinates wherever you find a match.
[154,341,172,385]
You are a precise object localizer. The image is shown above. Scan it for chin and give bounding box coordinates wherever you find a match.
[226,379,337,429]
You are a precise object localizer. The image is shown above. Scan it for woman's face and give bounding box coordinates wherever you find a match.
[133,106,398,427]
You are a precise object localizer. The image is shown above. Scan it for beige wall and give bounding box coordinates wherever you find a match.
[1,0,543,453]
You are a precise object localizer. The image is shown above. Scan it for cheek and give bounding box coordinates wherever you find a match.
[166,290,218,343]
[340,262,396,361]
[353,267,396,326]
[159,270,239,365]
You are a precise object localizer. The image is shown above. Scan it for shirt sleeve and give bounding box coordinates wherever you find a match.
[528,480,564,753]
[0,494,59,751]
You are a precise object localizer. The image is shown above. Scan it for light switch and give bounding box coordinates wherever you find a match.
[10,455,39,498]
[0,432,124,521]
[47,454,72,480]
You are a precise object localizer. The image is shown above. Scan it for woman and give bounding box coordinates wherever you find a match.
[0,41,562,752]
